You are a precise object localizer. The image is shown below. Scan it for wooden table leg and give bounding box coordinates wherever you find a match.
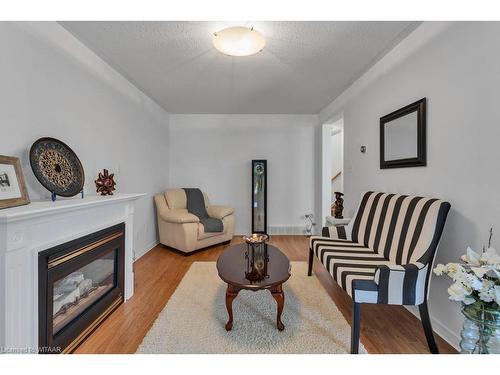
[225,284,240,331]
[270,284,285,331]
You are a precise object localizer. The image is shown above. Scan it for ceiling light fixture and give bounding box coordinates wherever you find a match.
[212,26,265,57]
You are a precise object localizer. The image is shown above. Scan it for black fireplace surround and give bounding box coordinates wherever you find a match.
[38,223,125,353]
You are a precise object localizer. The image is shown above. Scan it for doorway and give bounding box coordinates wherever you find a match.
[321,117,343,225]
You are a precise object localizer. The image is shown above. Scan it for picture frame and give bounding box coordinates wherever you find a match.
[380,98,427,169]
[0,155,30,209]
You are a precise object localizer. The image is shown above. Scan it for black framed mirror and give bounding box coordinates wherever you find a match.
[252,160,267,234]
[380,98,426,169]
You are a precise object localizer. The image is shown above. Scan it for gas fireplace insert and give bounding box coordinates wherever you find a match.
[38,223,125,353]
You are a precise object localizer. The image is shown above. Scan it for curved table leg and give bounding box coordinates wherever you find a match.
[271,284,285,331]
[225,284,240,331]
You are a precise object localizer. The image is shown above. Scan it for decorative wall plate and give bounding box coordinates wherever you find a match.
[30,137,85,198]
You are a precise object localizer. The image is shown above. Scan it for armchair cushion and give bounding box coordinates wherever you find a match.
[184,188,223,232]
[198,222,226,240]
[207,205,234,220]
[160,209,200,224]
[164,188,209,210]
[165,189,187,209]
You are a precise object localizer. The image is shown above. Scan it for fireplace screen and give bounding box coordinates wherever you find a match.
[39,223,125,353]
[52,250,116,335]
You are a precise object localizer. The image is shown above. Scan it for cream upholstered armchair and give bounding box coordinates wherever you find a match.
[154,189,235,253]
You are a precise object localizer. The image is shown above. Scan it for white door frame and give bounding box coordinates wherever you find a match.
[321,117,343,226]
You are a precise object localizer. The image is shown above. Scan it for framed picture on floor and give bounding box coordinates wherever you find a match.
[0,155,30,209]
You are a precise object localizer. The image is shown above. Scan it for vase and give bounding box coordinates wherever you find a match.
[460,302,500,354]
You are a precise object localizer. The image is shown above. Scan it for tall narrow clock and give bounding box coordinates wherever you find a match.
[251,160,267,234]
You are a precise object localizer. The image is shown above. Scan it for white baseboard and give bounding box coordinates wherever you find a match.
[405,306,460,351]
[235,225,320,236]
[133,239,159,261]
[268,226,308,235]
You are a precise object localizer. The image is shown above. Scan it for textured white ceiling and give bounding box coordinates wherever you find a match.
[60,21,419,114]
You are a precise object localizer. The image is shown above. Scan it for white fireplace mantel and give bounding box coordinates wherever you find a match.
[0,193,145,352]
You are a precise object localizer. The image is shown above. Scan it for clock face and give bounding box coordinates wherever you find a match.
[30,138,85,197]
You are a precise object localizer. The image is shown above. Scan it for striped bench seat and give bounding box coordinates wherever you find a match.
[308,192,451,354]
[310,237,390,304]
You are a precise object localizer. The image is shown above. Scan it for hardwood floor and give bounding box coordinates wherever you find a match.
[74,235,456,354]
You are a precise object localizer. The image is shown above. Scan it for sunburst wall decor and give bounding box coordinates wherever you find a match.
[95,169,116,196]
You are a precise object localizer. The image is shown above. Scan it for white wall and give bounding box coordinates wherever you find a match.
[319,21,500,348]
[169,114,318,234]
[0,22,170,259]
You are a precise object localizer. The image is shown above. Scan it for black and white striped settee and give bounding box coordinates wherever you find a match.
[308,192,451,353]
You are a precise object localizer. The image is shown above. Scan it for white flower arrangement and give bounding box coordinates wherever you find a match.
[433,233,500,307]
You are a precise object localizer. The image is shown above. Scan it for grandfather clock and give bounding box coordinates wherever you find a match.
[251,160,267,234]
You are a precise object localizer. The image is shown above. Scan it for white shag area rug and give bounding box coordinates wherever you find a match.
[137,261,366,354]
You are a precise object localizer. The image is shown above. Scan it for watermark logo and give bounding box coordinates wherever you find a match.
[0,346,62,354]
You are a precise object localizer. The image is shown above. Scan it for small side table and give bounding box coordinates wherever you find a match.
[325,216,351,226]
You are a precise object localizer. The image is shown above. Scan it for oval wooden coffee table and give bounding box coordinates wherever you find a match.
[216,243,291,331]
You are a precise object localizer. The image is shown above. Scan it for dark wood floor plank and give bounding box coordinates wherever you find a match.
[74,235,456,354]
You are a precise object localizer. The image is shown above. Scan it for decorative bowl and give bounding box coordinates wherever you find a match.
[242,233,269,244]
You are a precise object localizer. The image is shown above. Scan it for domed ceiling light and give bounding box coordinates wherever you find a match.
[212,26,266,57]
